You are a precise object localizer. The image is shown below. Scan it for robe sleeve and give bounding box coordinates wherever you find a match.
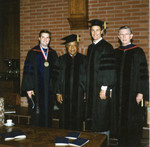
[136,48,149,100]
[49,50,59,93]
[55,56,64,94]
[80,55,87,92]
[21,50,35,95]
[97,44,116,88]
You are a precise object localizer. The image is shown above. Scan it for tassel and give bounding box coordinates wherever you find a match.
[77,34,79,42]
[104,21,107,30]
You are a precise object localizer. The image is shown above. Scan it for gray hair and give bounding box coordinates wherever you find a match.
[118,26,132,35]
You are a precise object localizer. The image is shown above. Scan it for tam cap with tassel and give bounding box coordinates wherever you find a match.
[61,34,80,45]
[88,19,108,30]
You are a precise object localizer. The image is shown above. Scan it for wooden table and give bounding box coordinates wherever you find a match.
[0,125,107,147]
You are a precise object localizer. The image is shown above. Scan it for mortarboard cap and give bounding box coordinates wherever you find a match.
[88,19,107,30]
[61,34,80,44]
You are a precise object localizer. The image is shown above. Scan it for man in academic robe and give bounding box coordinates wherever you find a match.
[21,30,58,127]
[85,19,116,145]
[114,26,149,147]
[56,34,86,131]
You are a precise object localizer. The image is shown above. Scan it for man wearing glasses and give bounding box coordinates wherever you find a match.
[114,26,149,147]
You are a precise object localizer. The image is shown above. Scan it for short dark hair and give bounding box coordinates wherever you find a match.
[118,26,132,35]
[39,30,51,38]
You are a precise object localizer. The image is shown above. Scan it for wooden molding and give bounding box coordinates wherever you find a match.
[68,0,88,30]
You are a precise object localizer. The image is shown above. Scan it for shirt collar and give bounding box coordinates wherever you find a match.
[69,53,77,57]
[122,42,131,46]
[93,37,103,44]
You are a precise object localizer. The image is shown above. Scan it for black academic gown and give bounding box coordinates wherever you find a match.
[114,44,149,147]
[85,39,116,132]
[21,45,58,127]
[56,53,86,131]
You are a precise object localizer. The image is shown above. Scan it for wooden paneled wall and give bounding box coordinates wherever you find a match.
[0,0,20,106]
[0,0,20,73]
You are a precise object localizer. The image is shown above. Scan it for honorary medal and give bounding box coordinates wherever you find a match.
[40,45,49,67]
[44,61,49,67]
